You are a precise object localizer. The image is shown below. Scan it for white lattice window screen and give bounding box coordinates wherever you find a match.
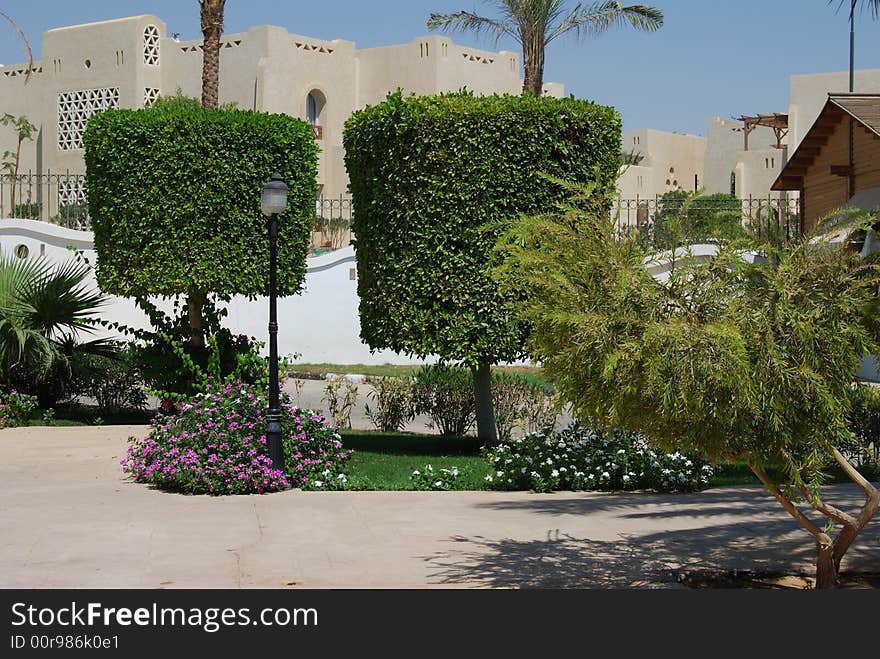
[144,24,160,66]
[57,87,120,151]
[144,88,160,107]
[57,178,87,206]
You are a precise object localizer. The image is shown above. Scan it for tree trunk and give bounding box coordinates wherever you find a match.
[471,361,497,444]
[815,541,837,589]
[187,290,205,349]
[200,0,225,109]
[521,40,546,96]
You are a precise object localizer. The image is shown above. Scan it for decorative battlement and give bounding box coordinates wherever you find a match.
[179,38,243,53]
[1,65,43,79]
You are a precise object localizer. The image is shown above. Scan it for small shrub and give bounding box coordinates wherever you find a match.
[483,424,713,493]
[411,464,461,491]
[411,364,475,436]
[846,383,880,467]
[121,380,353,495]
[364,376,414,431]
[323,377,359,429]
[11,201,40,219]
[76,345,147,414]
[0,389,38,428]
[491,372,558,441]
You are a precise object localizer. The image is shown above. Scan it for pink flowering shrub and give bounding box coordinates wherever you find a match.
[121,380,352,494]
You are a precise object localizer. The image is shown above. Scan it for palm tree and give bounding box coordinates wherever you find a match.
[190,0,227,349]
[199,0,226,109]
[829,1,880,91]
[428,1,663,95]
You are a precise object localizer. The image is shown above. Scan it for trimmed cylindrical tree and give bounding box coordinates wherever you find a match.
[84,103,317,300]
[343,91,621,442]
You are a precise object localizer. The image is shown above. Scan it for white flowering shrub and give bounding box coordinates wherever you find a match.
[482,424,713,493]
[411,464,461,491]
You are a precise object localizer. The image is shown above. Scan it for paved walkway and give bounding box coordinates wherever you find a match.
[1,426,878,588]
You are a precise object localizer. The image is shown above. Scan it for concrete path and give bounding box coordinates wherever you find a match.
[1,426,878,588]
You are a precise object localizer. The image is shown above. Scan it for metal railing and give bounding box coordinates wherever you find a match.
[612,195,802,247]
[2,173,801,251]
[0,172,91,230]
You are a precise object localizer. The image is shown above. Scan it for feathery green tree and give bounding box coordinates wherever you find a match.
[497,184,880,588]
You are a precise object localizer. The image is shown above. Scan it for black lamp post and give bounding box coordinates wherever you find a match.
[261,172,289,473]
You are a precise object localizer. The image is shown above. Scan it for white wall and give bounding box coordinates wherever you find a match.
[0,219,421,365]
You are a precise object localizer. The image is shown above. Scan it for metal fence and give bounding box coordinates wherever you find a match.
[2,172,801,250]
[0,172,91,230]
[0,173,357,251]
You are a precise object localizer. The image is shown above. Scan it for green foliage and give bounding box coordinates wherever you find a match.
[0,255,110,396]
[501,189,880,485]
[0,389,38,428]
[51,202,88,229]
[483,424,713,493]
[410,464,461,491]
[411,364,476,436]
[499,185,880,584]
[364,376,414,432]
[845,383,880,466]
[344,90,621,367]
[652,191,744,247]
[491,371,557,441]
[322,378,359,429]
[83,104,318,298]
[0,113,36,175]
[74,343,147,415]
[11,201,40,219]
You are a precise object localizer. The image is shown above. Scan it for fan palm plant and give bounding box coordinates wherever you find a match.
[428,1,663,95]
[0,255,113,398]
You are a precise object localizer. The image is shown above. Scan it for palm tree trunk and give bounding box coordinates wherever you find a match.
[200,0,224,109]
[522,40,546,96]
[192,0,225,349]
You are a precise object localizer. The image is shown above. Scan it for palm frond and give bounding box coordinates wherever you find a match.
[548,1,663,43]
[427,10,519,44]
[829,0,880,20]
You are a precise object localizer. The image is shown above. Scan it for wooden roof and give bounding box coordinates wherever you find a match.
[771,93,880,191]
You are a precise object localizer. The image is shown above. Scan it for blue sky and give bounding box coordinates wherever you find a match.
[2,1,880,135]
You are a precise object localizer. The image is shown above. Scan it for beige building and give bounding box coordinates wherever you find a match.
[618,128,706,199]
[0,14,563,215]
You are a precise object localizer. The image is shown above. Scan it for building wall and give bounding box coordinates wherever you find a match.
[789,69,880,150]
[619,128,706,199]
[703,117,786,199]
[0,14,563,204]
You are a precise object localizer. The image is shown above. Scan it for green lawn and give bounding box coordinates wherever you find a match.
[340,430,877,492]
[340,431,492,490]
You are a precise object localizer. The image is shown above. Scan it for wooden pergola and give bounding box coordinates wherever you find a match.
[735,112,789,151]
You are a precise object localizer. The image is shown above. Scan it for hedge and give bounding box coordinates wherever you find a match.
[83,104,318,297]
[343,90,621,364]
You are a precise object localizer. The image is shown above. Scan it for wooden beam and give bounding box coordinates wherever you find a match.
[801,135,830,147]
[830,164,853,176]
[797,147,821,157]
[810,125,837,136]
[773,176,803,190]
